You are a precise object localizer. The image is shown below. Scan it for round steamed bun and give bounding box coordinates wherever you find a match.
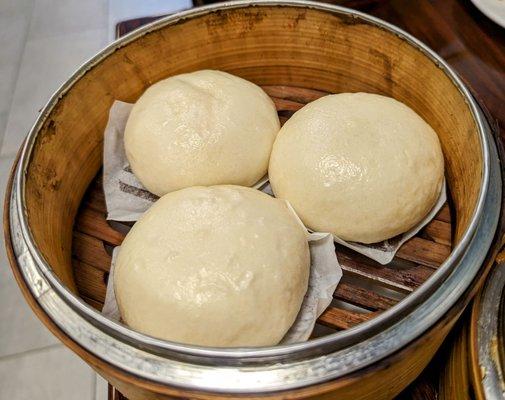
[114,185,310,347]
[124,70,280,196]
[268,93,444,243]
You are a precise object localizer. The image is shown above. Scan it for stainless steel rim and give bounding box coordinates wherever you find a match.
[8,0,502,393]
[476,257,505,399]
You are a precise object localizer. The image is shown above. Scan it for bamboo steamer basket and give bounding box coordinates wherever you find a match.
[470,253,505,400]
[4,1,504,399]
[440,251,505,399]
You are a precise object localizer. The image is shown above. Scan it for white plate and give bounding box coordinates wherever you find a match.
[471,0,505,28]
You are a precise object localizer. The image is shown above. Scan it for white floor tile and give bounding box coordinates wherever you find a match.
[0,111,8,142]
[1,27,108,156]
[0,266,60,358]
[95,373,109,400]
[0,0,33,16]
[0,345,94,400]
[0,156,59,357]
[0,10,31,111]
[30,0,108,39]
[0,0,34,140]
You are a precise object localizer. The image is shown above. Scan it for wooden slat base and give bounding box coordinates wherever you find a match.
[71,85,453,337]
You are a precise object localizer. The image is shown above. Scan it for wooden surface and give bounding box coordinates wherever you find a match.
[72,85,453,335]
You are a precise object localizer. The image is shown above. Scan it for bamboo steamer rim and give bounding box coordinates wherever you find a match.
[7,0,503,394]
[469,253,505,399]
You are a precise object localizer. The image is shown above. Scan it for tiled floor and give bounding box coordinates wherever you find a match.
[1,0,109,156]
[0,1,103,397]
[0,346,95,399]
[0,0,189,398]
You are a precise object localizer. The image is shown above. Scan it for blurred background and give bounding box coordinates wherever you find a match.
[0,0,503,399]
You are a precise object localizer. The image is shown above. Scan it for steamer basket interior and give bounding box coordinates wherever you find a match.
[22,6,483,343]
